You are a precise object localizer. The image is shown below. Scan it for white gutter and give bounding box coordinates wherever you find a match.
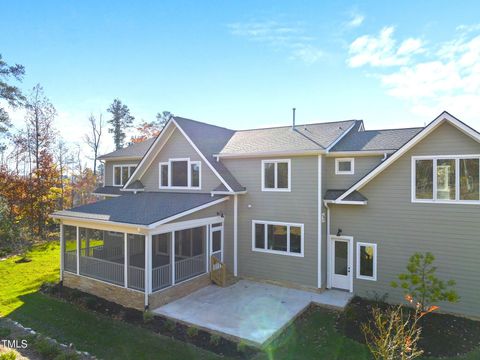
[325,150,395,157]
[214,149,327,159]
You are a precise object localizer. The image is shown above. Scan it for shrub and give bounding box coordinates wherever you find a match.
[362,305,423,360]
[163,319,176,332]
[236,341,248,353]
[391,252,459,311]
[143,310,154,323]
[209,334,221,346]
[33,337,61,359]
[0,327,12,337]
[53,352,80,360]
[0,352,17,360]
[186,326,199,338]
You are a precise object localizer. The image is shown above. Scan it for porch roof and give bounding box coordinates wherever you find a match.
[324,189,368,202]
[52,192,228,227]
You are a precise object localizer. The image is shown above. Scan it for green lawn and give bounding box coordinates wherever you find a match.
[0,242,220,360]
[1,242,478,360]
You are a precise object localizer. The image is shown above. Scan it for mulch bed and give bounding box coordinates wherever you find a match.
[337,296,480,358]
[41,283,258,359]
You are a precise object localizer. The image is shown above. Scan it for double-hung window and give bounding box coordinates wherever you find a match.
[252,220,304,257]
[159,158,201,189]
[261,159,291,191]
[412,155,480,203]
[113,165,136,186]
[356,242,377,281]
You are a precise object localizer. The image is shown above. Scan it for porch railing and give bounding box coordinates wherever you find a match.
[152,264,171,291]
[79,255,124,286]
[175,254,205,283]
[128,265,145,291]
[64,251,77,273]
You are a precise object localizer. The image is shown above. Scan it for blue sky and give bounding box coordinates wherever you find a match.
[2,0,480,153]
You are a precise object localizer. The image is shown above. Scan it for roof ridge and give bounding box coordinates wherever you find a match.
[360,126,424,132]
[234,119,358,132]
[173,116,235,132]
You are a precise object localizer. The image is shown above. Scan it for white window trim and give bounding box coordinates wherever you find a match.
[335,158,355,175]
[251,220,304,257]
[113,164,137,186]
[261,159,291,192]
[356,242,377,281]
[158,158,202,190]
[411,155,480,204]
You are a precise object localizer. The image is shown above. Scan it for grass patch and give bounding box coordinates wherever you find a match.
[0,242,59,317]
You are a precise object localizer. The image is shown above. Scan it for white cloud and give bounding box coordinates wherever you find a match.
[228,20,324,64]
[346,12,365,28]
[348,26,424,67]
[349,25,480,122]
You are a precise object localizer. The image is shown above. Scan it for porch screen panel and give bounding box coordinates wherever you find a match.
[152,233,172,291]
[174,226,206,283]
[79,228,124,286]
[127,234,145,291]
[63,225,77,273]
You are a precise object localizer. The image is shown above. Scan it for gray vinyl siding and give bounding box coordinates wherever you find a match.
[223,156,319,288]
[330,122,480,318]
[140,128,221,192]
[325,156,383,190]
[104,159,140,187]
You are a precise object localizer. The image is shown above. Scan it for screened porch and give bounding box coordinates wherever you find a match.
[61,222,220,295]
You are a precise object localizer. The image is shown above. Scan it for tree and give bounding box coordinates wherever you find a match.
[107,99,134,150]
[130,111,173,143]
[24,84,57,169]
[156,111,173,128]
[391,252,459,311]
[84,114,103,175]
[0,54,26,146]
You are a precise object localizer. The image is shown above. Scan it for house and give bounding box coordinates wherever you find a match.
[51,111,480,318]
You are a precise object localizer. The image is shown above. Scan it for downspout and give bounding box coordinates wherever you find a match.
[233,195,238,277]
[382,152,388,161]
[324,201,331,289]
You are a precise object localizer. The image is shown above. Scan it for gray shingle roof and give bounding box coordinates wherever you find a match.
[125,180,144,190]
[92,186,123,196]
[173,117,245,192]
[331,127,423,152]
[219,120,357,155]
[324,190,368,202]
[57,192,227,226]
[97,137,156,160]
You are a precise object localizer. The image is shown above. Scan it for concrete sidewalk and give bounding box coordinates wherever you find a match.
[153,280,352,346]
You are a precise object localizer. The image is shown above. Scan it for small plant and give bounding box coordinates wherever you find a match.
[163,319,176,332]
[391,252,459,311]
[186,326,199,338]
[0,327,12,338]
[236,341,248,353]
[209,334,221,346]
[53,352,80,360]
[143,310,154,323]
[33,337,61,359]
[362,295,438,360]
[0,351,17,360]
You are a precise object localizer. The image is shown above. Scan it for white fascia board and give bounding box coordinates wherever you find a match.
[50,213,150,230]
[172,119,234,192]
[210,190,247,196]
[337,112,480,201]
[98,156,143,161]
[325,121,358,152]
[326,150,394,157]
[214,149,326,159]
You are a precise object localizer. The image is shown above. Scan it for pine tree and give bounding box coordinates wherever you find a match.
[107,99,134,149]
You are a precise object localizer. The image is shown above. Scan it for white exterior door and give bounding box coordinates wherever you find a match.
[329,235,353,291]
[210,224,223,262]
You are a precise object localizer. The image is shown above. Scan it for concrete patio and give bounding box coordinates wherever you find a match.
[153,279,353,346]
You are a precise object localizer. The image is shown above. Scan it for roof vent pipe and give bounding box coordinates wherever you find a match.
[292,108,296,130]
